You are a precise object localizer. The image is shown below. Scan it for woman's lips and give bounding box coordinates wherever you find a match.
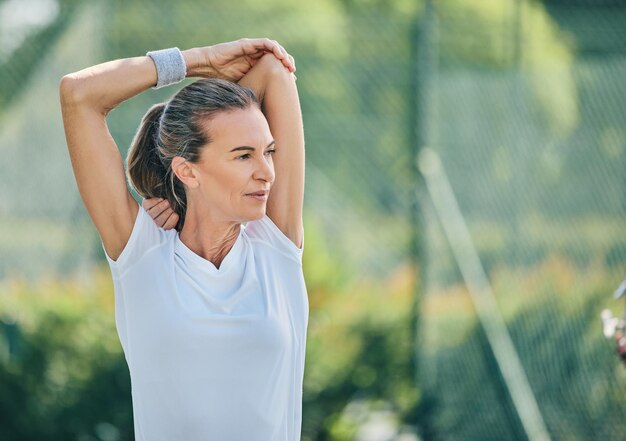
[246,191,268,201]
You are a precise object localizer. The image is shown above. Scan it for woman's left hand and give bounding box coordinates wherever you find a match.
[185,38,296,82]
[143,198,179,230]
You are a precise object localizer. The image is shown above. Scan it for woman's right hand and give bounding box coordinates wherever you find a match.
[184,38,296,83]
[142,198,179,230]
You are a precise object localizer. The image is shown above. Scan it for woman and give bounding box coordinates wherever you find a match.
[60,38,307,440]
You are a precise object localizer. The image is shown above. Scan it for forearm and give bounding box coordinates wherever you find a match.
[236,53,284,104]
[237,54,302,161]
[263,64,304,179]
[59,48,207,115]
[262,64,301,137]
[260,57,305,228]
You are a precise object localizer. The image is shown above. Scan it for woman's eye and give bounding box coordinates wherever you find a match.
[237,149,275,160]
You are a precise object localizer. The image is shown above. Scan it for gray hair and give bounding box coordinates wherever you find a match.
[126,78,259,231]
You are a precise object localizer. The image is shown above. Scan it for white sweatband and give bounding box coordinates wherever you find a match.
[146,47,187,89]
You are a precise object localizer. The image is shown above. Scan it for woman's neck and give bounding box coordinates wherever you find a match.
[178,206,241,268]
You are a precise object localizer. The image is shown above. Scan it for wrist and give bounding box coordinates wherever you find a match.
[182,47,219,78]
[181,48,199,75]
[146,47,186,88]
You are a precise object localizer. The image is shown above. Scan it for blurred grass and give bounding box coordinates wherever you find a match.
[0,213,419,441]
[421,250,626,440]
[4,211,626,439]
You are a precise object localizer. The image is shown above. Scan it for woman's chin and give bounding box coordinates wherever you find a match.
[242,209,265,223]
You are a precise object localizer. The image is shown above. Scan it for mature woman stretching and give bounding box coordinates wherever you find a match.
[60,38,307,440]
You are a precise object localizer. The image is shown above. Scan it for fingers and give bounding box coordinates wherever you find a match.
[142,198,170,222]
[249,51,266,60]
[154,206,174,227]
[142,197,164,211]
[162,212,180,230]
[273,40,291,69]
[241,38,296,72]
[141,197,180,229]
[273,40,296,72]
[287,54,297,79]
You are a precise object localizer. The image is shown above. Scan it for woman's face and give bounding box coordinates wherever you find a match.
[187,106,275,223]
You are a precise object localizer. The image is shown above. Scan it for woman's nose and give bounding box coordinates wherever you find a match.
[254,156,275,183]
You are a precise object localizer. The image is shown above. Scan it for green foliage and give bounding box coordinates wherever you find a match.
[3,0,622,440]
[0,215,419,440]
[100,0,422,220]
[436,0,578,136]
[0,270,132,440]
[0,0,82,115]
[421,257,626,440]
[427,215,626,285]
[302,261,419,440]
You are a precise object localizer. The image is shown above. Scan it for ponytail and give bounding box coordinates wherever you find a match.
[126,103,187,230]
[126,78,260,232]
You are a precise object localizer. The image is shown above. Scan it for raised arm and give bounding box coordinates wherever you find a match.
[237,54,305,249]
[60,39,296,261]
[60,55,162,261]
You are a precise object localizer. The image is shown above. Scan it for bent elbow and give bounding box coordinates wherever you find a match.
[59,73,86,107]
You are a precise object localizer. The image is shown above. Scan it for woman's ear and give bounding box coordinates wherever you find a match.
[172,156,200,188]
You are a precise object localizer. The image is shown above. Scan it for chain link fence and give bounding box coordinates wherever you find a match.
[0,0,417,281]
[3,0,624,439]
[418,1,626,439]
[0,0,419,439]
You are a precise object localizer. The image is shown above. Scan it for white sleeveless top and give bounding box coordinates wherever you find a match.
[103,204,308,441]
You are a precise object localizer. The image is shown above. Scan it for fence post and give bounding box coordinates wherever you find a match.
[409,0,437,435]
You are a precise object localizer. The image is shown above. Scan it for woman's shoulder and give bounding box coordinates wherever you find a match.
[244,214,303,263]
[104,204,176,277]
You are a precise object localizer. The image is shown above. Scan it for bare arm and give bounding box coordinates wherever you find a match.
[238,55,305,249]
[60,55,162,261]
[60,39,296,260]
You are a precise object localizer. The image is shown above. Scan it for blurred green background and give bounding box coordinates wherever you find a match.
[1,0,625,440]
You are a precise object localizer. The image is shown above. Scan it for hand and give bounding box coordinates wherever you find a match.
[615,330,626,365]
[186,38,296,82]
[142,197,179,230]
